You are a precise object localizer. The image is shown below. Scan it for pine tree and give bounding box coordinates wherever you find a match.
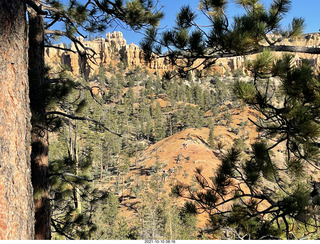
[141,0,320,78]
[28,3,51,238]
[0,0,34,239]
[173,52,320,240]
[208,125,215,149]
[152,102,165,141]
[141,0,320,239]
[91,192,119,239]
[181,105,204,129]
[23,0,163,239]
[192,84,204,107]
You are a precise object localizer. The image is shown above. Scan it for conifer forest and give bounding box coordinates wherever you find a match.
[1,0,320,240]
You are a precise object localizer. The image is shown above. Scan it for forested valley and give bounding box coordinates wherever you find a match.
[47,56,237,239]
[1,0,320,240]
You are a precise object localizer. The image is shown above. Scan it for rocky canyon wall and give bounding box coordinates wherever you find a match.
[45,31,172,78]
[45,31,320,78]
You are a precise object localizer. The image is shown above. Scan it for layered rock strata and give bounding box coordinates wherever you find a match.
[45,32,320,78]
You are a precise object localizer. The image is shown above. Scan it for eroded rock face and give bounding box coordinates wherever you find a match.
[45,32,320,78]
[45,31,170,77]
[106,31,126,48]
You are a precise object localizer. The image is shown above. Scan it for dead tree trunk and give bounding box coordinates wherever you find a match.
[0,0,34,239]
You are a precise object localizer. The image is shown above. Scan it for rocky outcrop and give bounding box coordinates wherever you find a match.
[45,32,320,78]
[106,31,127,48]
[45,31,173,78]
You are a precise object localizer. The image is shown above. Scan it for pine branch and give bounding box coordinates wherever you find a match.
[49,172,93,182]
[44,30,95,57]
[77,84,104,106]
[45,111,122,137]
[157,44,320,62]
[24,0,48,15]
[266,44,320,54]
[44,44,77,53]
[51,219,75,240]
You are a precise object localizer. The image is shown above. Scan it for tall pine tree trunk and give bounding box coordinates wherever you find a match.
[73,121,81,212]
[100,141,103,181]
[28,4,51,240]
[0,0,34,239]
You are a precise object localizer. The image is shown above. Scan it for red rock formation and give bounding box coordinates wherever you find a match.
[45,32,320,78]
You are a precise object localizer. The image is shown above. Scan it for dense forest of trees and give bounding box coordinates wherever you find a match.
[43,55,230,239]
[144,0,320,239]
[1,0,163,239]
[1,0,320,240]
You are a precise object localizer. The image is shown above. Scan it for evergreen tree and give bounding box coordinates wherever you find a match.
[142,0,320,78]
[141,0,320,239]
[152,102,166,141]
[24,0,163,239]
[91,192,119,239]
[133,167,199,240]
[173,52,320,240]
[0,0,34,239]
[181,105,205,129]
[208,125,215,149]
[3,0,320,240]
[192,83,204,107]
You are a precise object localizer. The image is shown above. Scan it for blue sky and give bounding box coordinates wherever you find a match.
[122,0,320,44]
[57,0,320,45]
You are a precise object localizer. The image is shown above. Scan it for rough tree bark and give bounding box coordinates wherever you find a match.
[0,0,34,240]
[28,4,51,240]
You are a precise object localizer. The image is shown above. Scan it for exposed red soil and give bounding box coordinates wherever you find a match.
[119,106,264,229]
